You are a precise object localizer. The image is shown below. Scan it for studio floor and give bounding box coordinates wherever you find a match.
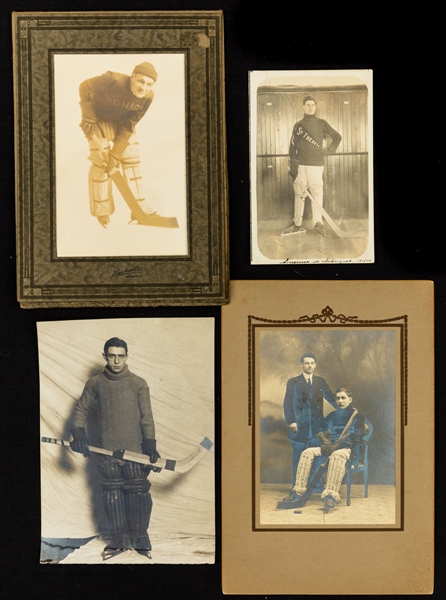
[42,532,215,564]
[254,217,369,262]
[259,483,397,528]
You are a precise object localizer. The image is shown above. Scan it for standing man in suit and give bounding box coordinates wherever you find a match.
[282,352,336,498]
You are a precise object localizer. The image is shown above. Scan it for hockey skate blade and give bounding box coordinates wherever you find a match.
[102,547,130,561]
[135,549,152,559]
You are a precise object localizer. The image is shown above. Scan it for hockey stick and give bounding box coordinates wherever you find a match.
[305,189,365,238]
[41,436,213,474]
[276,459,329,510]
[91,134,179,229]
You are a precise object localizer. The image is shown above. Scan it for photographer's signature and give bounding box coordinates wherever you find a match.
[110,267,143,279]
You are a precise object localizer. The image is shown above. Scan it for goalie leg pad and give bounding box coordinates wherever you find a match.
[121,135,155,216]
[97,461,129,547]
[97,121,117,142]
[292,168,308,226]
[323,448,351,502]
[122,460,153,551]
[306,166,324,224]
[88,138,114,217]
[294,447,320,496]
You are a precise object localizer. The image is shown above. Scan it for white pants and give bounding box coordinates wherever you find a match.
[292,165,324,226]
[293,446,351,503]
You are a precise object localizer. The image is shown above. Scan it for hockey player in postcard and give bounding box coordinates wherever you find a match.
[281,95,342,237]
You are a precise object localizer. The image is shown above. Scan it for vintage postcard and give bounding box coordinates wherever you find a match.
[38,317,214,564]
[222,280,434,594]
[13,12,228,307]
[250,70,374,265]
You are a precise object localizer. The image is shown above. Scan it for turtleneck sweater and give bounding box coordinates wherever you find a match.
[289,113,342,166]
[73,365,155,453]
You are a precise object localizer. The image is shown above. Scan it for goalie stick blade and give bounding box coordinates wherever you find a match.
[174,437,214,474]
[110,171,179,228]
[129,212,179,228]
[90,134,179,229]
[306,190,366,238]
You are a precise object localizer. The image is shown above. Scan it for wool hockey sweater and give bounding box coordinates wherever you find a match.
[289,114,342,166]
[73,365,156,453]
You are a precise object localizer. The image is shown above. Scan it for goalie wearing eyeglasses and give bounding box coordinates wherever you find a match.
[70,336,160,560]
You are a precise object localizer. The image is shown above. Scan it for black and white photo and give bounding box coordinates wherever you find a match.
[250,70,373,264]
[38,317,215,564]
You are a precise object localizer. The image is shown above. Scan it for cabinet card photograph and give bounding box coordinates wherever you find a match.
[54,53,187,258]
[222,281,434,595]
[13,12,228,307]
[250,70,373,265]
[253,320,401,530]
[38,317,215,564]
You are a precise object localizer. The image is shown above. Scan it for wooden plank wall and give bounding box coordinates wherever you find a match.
[256,88,369,220]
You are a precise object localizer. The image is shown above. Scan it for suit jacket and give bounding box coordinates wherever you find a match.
[283,373,336,442]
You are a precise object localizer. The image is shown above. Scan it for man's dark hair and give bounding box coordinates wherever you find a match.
[104,337,128,355]
[336,387,353,398]
[300,352,317,363]
[303,95,316,105]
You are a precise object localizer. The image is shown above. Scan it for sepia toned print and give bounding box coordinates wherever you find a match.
[254,323,401,529]
[13,11,228,307]
[250,70,373,265]
[55,54,186,258]
[222,280,434,595]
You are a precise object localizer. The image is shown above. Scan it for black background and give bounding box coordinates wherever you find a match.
[1,2,444,598]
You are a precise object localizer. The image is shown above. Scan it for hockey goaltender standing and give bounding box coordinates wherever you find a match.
[70,337,161,560]
[282,95,342,237]
[79,62,158,228]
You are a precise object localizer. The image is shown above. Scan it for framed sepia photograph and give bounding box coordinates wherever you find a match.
[38,317,215,564]
[13,11,228,307]
[252,316,402,531]
[222,280,434,595]
[250,70,373,265]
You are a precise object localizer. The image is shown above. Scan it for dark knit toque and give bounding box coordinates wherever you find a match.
[303,95,316,105]
[133,62,158,81]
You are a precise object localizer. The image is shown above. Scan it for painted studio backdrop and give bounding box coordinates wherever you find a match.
[259,329,395,484]
[256,327,399,527]
[39,318,214,563]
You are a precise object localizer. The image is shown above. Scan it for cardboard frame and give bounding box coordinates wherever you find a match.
[249,310,405,531]
[222,280,434,595]
[13,11,228,307]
